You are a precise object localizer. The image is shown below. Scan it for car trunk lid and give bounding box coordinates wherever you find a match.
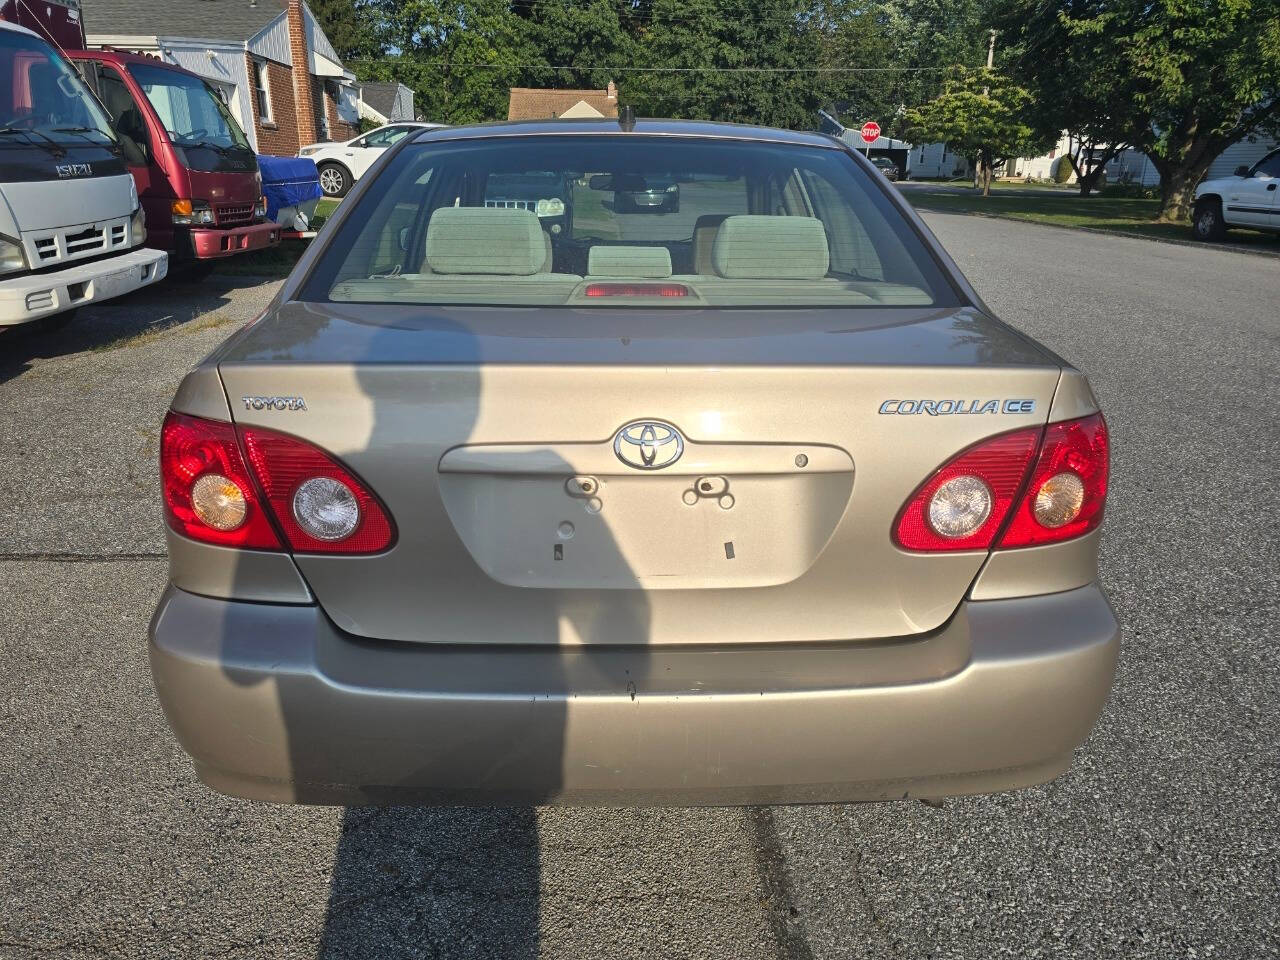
[215,302,1062,646]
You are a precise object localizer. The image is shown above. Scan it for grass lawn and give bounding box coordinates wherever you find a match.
[905,187,1280,250]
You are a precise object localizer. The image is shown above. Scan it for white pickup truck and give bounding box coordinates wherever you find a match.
[0,20,166,332]
[1192,148,1280,241]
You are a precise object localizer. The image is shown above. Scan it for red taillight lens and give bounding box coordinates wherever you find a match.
[893,427,1041,551]
[160,411,282,549]
[998,413,1108,548]
[240,426,395,554]
[893,413,1110,553]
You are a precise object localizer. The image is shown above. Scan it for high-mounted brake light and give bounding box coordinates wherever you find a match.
[584,282,689,298]
[239,426,395,554]
[160,412,281,549]
[893,413,1109,552]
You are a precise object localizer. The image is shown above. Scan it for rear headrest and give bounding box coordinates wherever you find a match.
[425,207,546,275]
[711,215,829,279]
[587,245,672,278]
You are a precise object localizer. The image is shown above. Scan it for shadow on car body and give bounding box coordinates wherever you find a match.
[209,311,651,957]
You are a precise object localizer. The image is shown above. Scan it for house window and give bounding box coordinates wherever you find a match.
[252,59,271,122]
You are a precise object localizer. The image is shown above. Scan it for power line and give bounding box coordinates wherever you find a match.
[343,60,955,73]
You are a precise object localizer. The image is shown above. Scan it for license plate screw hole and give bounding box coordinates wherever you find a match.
[795,453,809,468]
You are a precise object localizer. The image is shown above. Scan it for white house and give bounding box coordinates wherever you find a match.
[905,142,972,180]
[82,0,360,154]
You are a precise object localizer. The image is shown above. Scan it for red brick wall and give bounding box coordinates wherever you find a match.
[246,57,305,155]
[286,0,317,148]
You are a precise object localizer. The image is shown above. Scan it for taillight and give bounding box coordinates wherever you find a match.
[893,413,1109,552]
[240,426,395,554]
[893,427,1041,551]
[998,414,1108,548]
[161,412,395,554]
[160,412,282,549]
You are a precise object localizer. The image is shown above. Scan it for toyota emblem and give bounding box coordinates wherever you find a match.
[613,421,684,470]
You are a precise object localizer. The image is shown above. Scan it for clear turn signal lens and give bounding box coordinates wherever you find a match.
[190,473,248,531]
[1033,471,1085,528]
[927,474,993,539]
[292,476,361,541]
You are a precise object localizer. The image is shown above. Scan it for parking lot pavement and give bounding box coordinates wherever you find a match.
[2,216,1278,958]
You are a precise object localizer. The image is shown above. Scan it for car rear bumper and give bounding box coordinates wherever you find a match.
[149,583,1119,806]
[186,222,280,260]
[0,247,168,326]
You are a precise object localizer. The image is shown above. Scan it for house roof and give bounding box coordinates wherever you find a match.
[81,0,285,43]
[507,86,618,121]
[359,82,403,119]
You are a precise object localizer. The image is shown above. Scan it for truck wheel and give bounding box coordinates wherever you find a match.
[318,163,351,198]
[1192,199,1226,241]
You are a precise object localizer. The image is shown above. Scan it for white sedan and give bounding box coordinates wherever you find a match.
[298,122,445,197]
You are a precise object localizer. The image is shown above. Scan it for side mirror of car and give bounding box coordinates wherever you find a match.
[398,227,411,252]
[588,174,613,191]
[1234,165,1251,177]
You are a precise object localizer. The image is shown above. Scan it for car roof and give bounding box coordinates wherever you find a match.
[409,118,845,149]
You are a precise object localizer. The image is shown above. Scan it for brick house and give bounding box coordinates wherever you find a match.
[83,0,359,154]
[508,83,618,120]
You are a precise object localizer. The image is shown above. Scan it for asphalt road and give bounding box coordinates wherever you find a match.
[2,215,1278,959]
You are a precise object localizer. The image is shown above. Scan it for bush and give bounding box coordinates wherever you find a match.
[1052,155,1075,184]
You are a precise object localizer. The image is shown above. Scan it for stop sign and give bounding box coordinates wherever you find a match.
[860,121,881,144]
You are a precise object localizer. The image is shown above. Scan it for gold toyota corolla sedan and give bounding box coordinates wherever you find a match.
[149,118,1118,806]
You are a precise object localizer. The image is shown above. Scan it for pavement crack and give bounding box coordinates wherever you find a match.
[0,551,166,562]
[748,806,816,960]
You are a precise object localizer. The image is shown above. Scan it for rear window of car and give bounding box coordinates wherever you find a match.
[301,134,961,308]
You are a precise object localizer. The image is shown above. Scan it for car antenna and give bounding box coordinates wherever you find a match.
[618,105,636,132]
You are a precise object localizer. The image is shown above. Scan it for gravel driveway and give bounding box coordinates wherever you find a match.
[1,216,1277,958]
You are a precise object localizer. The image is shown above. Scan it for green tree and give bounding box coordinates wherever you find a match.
[996,0,1147,196]
[358,0,539,124]
[814,0,992,137]
[514,0,639,92]
[1053,0,1280,220]
[309,0,383,60]
[903,67,1053,194]
[629,0,822,129]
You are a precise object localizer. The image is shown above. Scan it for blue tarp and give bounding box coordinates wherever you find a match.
[257,155,321,222]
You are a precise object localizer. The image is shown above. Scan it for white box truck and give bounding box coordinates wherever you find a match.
[0,19,166,332]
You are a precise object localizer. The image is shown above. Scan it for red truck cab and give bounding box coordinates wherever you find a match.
[67,50,278,272]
